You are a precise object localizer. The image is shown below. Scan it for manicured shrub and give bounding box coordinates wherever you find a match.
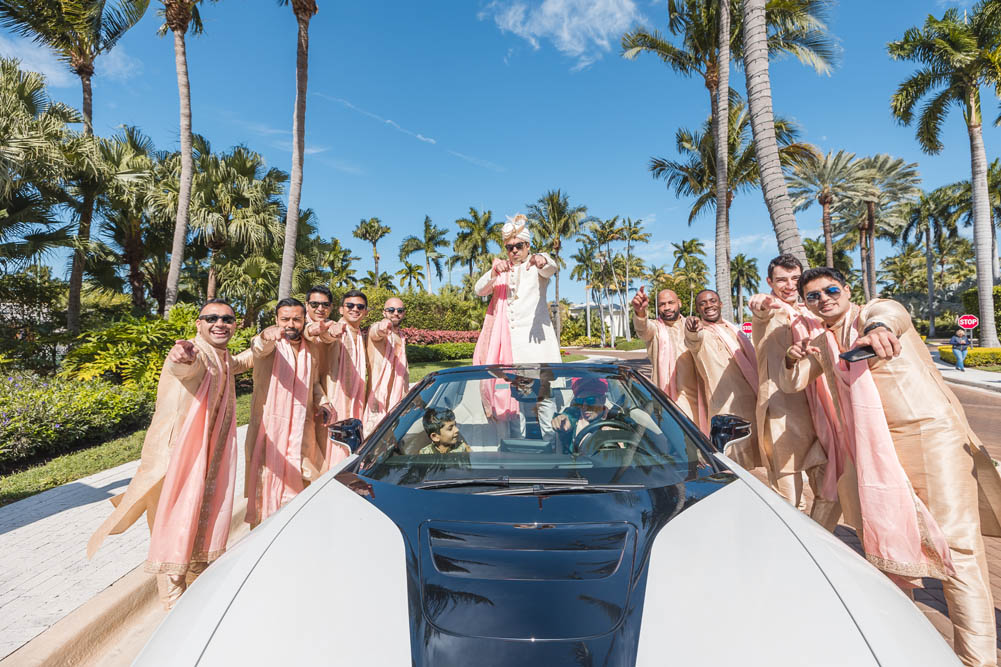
[938,345,1001,367]
[567,336,605,348]
[406,342,477,362]
[0,372,152,469]
[326,288,485,331]
[614,338,647,351]
[400,328,478,345]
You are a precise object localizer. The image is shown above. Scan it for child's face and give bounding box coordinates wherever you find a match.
[431,420,460,447]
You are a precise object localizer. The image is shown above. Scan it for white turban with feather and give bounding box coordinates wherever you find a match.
[502,214,531,243]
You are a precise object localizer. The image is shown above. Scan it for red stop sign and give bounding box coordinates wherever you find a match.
[958,314,979,329]
[741,322,753,336]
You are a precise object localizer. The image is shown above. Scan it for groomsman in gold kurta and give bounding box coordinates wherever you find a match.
[684,289,759,469]
[631,286,700,425]
[749,255,837,529]
[783,267,1001,667]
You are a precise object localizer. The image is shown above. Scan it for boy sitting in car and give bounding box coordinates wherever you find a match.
[419,407,472,455]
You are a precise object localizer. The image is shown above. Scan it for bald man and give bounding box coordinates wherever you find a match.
[684,289,760,468]
[631,286,700,424]
[363,297,411,434]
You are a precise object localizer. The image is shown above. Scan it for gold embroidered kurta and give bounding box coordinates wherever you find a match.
[633,313,699,422]
[87,337,252,559]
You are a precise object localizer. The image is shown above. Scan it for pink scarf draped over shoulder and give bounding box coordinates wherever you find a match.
[473,268,518,420]
[363,323,409,435]
[825,314,954,584]
[246,339,312,526]
[146,348,237,573]
[652,320,680,401]
[705,320,759,390]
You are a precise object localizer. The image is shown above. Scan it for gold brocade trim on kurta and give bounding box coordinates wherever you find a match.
[864,491,952,583]
[145,547,227,576]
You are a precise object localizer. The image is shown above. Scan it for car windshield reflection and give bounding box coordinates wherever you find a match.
[358,365,715,492]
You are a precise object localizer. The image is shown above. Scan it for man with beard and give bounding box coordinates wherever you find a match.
[684,289,759,468]
[748,255,838,529]
[314,290,369,440]
[783,267,1001,667]
[87,299,253,609]
[245,298,326,527]
[363,296,410,434]
[631,286,700,425]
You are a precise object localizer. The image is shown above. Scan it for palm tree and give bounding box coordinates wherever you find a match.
[949,159,1001,283]
[570,240,599,339]
[276,0,318,299]
[672,239,709,314]
[218,253,279,328]
[889,1,1001,346]
[360,270,397,292]
[454,207,501,282]
[0,0,149,332]
[526,189,588,341]
[396,260,425,292]
[352,217,391,278]
[900,188,960,337]
[160,0,214,315]
[803,235,853,276]
[877,244,925,296]
[322,237,358,287]
[857,155,921,299]
[729,253,759,322]
[399,215,448,294]
[787,150,869,267]
[740,0,833,265]
[620,217,650,340]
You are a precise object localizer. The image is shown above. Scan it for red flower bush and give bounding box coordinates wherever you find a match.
[400,328,479,345]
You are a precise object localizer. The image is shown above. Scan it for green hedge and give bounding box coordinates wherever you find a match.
[614,338,646,351]
[406,342,477,362]
[0,372,152,469]
[938,345,1001,367]
[961,286,1001,335]
[324,288,485,331]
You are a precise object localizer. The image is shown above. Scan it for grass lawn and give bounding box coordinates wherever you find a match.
[974,365,1001,373]
[0,392,253,508]
[410,359,473,382]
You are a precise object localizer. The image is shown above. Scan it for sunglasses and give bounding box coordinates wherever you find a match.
[804,285,843,303]
[342,302,367,311]
[198,314,236,324]
[504,242,528,253]
[308,300,332,309]
[384,307,405,314]
[573,394,605,407]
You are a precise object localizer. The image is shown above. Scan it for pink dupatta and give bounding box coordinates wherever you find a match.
[652,320,679,401]
[473,269,518,420]
[363,323,409,434]
[825,312,954,583]
[246,339,312,526]
[146,348,237,573]
[705,320,759,390]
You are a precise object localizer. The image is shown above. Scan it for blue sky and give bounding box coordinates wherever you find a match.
[1,0,997,306]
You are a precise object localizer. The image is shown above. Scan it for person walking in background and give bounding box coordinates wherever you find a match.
[951,328,971,372]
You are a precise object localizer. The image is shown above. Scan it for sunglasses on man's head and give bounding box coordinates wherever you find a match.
[384,307,405,314]
[804,285,843,303]
[308,300,332,309]
[198,314,236,324]
[343,302,367,310]
[504,242,528,253]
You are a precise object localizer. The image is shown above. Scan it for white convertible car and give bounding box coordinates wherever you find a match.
[135,363,960,666]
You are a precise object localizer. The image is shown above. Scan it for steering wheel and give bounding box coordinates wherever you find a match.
[572,419,643,457]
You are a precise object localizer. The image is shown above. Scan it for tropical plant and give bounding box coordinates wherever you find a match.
[320,237,358,287]
[353,216,391,278]
[399,215,448,294]
[888,0,1001,345]
[218,253,279,327]
[787,150,869,267]
[620,217,650,340]
[877,244,925,296]
[360,269,397,292]
[526,189,588,340]
[803,235,853,275]
[729,253,759,321]
[276,0,319,299]
[396,260,425,292]
[0,0,149,331]
[672,239,709,314]
[453,207,501,283]
[570,239,599,339]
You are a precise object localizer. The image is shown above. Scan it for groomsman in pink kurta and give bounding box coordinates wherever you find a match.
[363,297,410,435]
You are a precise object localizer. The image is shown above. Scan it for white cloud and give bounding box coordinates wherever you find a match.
[480,0,644,70]
[99,46,142,82]
[0,35,74,87]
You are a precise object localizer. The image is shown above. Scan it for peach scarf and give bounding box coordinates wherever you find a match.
[779,301,841,501]
[331,326,367,422]
[246,339,311,526]
[705,320,759,390]
[146,347,237,573]
[474,268,518,420]
[825,311,954,584]
[652,320,680,400]
[363,323,409,434]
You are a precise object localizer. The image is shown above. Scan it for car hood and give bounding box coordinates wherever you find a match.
[136,462,958,666]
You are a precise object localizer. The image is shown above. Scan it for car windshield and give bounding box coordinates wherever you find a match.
[357,365,717,492]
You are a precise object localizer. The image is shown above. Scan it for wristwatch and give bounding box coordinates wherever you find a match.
[862,321,889,335]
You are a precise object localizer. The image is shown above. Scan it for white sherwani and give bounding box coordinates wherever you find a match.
[474,254,561,363]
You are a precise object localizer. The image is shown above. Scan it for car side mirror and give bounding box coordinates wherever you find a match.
[710,414,751,454]
[329,418,363,454]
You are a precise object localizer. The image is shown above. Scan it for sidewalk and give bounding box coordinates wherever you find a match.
[0,426,248,660]
[929,347,1001,394]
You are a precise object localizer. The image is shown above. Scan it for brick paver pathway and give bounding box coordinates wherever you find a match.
[0,426,248,660]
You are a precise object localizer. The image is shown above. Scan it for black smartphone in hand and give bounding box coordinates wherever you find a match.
[839,345,877,363]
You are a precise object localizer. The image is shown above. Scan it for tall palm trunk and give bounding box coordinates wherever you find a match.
[859,237,871,301]
[820,194,834,267]
[279,7,316,299]
[125,225,146,311]
[865,201,878,298]
[623,240,632,341]
[164,15,194,314]
[967,92,1000,346]
[66,71,95,334]
[714,0,734,323]
[425,254,433,294]
[741,0,808,266]
[992,221,999,283]
[603,282,616,347]
[373,245,380,278]
[594,287,606,347]
[925,224,936,338]
[585,281,592,338]
[206,250,219,299]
